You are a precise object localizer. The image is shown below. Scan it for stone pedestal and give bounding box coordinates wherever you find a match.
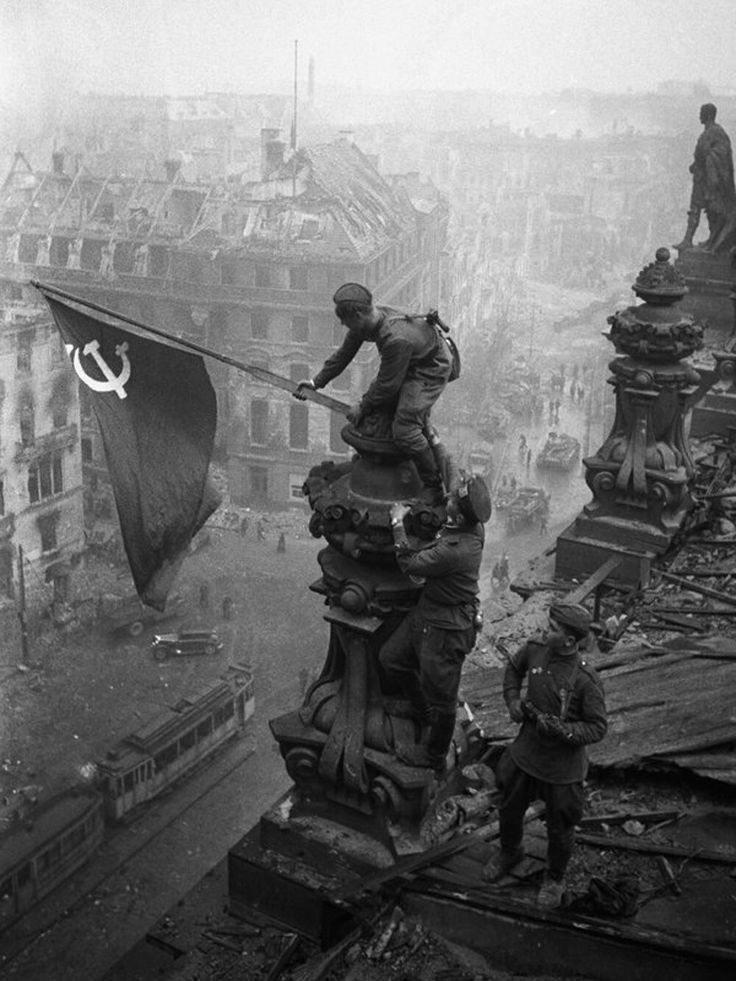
[555,248,705,586]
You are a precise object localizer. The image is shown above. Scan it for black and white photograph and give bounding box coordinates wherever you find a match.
[1,2,736,978]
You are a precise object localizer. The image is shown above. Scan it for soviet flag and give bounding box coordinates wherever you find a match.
[41,292,220,610]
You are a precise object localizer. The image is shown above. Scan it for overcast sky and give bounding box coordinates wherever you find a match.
[2,0,736,108]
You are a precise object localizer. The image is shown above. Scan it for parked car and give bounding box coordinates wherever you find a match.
[103,592,183,638]
[151,628,223,661]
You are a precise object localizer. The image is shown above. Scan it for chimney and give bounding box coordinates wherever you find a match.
[260,128,284,179]
[51,151,64,175]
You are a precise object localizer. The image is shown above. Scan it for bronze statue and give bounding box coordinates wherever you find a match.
[674,103,736,252]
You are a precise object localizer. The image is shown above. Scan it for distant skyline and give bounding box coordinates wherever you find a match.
[2,0,736,114]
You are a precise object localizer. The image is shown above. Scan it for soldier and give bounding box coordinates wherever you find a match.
[482,602,607,909]
[379,475,492,773]
[293,283,454,491]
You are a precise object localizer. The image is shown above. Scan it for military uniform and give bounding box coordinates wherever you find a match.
[312,304,453,468]
[496,635,607,881]
[380,475,491,771]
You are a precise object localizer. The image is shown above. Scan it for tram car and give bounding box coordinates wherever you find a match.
[97,663,254,822]
[0,787,104,929]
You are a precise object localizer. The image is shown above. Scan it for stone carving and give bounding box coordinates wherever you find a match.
[583,248,704,544]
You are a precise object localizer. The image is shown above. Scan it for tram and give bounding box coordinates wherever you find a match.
[0,787,104,929]
[97,663,255,821]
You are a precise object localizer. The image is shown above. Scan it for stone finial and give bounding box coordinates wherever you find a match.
[632,247,688,305]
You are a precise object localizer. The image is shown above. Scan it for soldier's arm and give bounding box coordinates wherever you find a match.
[312,332,363,389]
[558,675,608,747]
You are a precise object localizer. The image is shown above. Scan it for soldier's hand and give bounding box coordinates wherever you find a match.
[508,698,524,723]
[537,714,570,740]
[389,502,411,524]
[347,402,364,425]
[293,379,315,401]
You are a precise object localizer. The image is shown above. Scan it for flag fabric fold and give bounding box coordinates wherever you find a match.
[43,294,221,610]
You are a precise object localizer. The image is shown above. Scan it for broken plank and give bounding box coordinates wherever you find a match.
[575,831,736,864]
[566,555,624,604]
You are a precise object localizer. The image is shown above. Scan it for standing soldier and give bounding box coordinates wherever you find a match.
[482,603,607,908]
[379,475,492,773]
[293,283,456,492]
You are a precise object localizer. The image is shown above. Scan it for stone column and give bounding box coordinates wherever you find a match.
[556,248,705,586]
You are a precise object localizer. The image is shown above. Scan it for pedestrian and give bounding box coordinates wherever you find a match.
[294,283,456,492]
[199,582,210,614]
[510,474,517,492]
[379,475,492,773]
[222,596,233,620]
[240,515,249,537]
[482,603,607,909]
[256,519,266,542]
[539,512,548,536]
[276,532,286,553]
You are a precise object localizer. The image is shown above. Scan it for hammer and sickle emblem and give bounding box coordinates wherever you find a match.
[66,339,131,400]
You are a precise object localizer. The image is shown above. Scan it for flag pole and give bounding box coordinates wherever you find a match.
[30,279,350,416]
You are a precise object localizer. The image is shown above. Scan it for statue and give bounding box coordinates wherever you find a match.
[674,103,736,253]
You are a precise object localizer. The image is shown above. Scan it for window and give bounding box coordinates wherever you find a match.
[291,315,309,342]
[289,266,308,290]
[38,512,58,553]
[289,475,305,501]
[28,453,63,503]
[19,400,34,445]
[197,717,213,740]
[289,403,308,449]
[180,728,196,752]
[330,412,346,453]
[250,399,268,444]
[252,309,268,339]
[249,466,268,503]
[123,772,134,793]
[81,438,93,463]
[255,265,270,288]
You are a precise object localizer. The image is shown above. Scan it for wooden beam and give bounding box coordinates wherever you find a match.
[566,555,624,605]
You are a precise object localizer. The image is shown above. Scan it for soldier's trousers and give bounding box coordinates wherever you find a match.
[495,752,584,880]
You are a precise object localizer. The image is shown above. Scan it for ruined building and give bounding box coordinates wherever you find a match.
[0,133,448,604]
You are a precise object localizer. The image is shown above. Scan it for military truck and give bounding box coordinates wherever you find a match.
[536,432,581,471]
[101,591,183,638]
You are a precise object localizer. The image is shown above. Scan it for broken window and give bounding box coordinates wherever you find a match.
[289,266,308,290]
[289,403,308,449]
[249,465,268,503]
[19,398,34,445]
[37,511,59,553]
[28,452,63,503]
[17,331,33,373]
[251,309,269,339]
[250,399,268,444]
[291,315,309,343]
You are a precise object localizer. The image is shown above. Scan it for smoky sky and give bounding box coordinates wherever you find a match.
[2,0,736,109]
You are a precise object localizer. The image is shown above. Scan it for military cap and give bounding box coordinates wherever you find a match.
[457,475,492,524]
[549,602,592,639]
[333,282,373,306]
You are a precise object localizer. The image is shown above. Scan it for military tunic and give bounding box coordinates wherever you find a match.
[379,524,484,714]
[312,306,452,455]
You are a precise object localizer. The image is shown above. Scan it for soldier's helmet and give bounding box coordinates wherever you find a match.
[457,475,492,524]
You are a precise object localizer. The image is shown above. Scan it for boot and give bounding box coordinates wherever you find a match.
[397,711,456,774]
[411,446,443,491]
[673,210,700,251]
